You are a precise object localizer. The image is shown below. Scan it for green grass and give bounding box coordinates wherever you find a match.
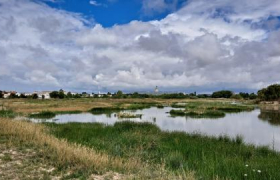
[170,109,186,116]
[125,102,158,110]
[54,110,83,114]
[117,112,142,118]
[156,104,164,109]
[170,102,254,118]
[185,110,226,118]
[0,110,16,118]
[89,107,122,114]
[46,121,280,180]
[29,111,56,119]
[89,102,157,114]
[170,109,225,118]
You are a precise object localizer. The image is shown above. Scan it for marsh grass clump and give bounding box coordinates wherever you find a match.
[47,121,280,180]
[156,104,164,109]
[29,111,56,119]
[89,107,122,114]
[217,106,254,113]
[170,110,186,116]
[171,103,187,108]
[170,109,225,118]
[55,110,83,114]
[0,110,16,118]
[186,110,226,118]
[117,112,142,118]
[125,102,157,110]
[170,101,254,118]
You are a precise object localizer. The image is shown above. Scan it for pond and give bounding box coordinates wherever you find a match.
[30,107,280,151]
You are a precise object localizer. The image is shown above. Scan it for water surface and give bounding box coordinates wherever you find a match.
[30,107,280,151]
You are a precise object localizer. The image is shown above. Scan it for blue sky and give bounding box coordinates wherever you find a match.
[43,0,187,27]
[1,0,280,93]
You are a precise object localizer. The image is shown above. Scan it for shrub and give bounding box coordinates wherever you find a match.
[212,90,233,98]
[29,111,56,119]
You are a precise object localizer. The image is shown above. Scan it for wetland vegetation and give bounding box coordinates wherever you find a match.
[170,101,255,118]
[47,121,280,180]
[0,95,280,179]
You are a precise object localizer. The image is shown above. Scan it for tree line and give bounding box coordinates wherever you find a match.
[1,84,280,101]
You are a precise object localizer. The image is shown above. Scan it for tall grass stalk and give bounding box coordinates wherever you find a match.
[0,118,195,179]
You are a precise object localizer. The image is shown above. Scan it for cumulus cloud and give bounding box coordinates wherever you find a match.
[0,0,280,92]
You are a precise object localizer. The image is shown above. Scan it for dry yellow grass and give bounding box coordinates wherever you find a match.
[0,98,243,115]
[0,118,196,179]
[0,118,141,174]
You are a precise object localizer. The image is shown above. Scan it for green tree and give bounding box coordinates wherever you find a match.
[115,90,123,98]
[239,92,249,99]
[32,93,38,99]
[9,93,18,99]
[50,91,59,98]
[20,94,27,98]
[0,91,3,98]
[249,93,257,100]
[58,91,65,99]
[212,90,233,98]
[258,84,280,101]
[67,92,73,98]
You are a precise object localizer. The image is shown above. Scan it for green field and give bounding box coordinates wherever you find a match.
[47,121,280,180]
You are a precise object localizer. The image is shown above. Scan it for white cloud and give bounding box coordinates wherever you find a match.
[142,0,179,16]
[0,0,280,92]
[89,0,101,6]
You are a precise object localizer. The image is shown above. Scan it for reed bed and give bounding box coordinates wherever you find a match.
[0,118,141,174]
[0,118,195,179]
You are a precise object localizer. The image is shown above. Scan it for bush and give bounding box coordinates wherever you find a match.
[212,90,233,98]
[29,111,56,119]
[258,84,280,101]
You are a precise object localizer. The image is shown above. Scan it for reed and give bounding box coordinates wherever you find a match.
[0,118,194,179]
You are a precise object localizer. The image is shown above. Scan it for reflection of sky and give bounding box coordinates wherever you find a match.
[32,107,280,151]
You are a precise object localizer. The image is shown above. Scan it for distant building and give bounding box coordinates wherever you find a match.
[3,91,16,98]
[34,91,51,99]
[3,93,10,99]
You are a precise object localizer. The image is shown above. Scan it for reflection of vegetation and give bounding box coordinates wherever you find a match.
[54,110,83,114]
[90,102,157,115]
[48,121,280,180]
[170,102,254,118]
[29,111,56,119]
[89,107,122,115]
[258,110,280,126]
[156,104,164,108]
[126,103,156,110]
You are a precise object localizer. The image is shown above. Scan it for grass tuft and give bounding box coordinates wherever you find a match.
[0,110,16,118]
[29,111,56,119]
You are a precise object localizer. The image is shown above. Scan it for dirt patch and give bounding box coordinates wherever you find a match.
[0,137,62,180]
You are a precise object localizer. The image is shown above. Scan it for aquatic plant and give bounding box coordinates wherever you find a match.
[29,111,56,119]
[117,112,142,118]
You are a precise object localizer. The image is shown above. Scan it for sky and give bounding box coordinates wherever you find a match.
[0,0,280,93]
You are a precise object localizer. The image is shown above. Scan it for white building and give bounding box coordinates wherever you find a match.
[3,93,10,99]
[35,91,51,99]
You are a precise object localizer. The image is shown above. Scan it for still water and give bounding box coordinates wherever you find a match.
[31,107,280,151]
